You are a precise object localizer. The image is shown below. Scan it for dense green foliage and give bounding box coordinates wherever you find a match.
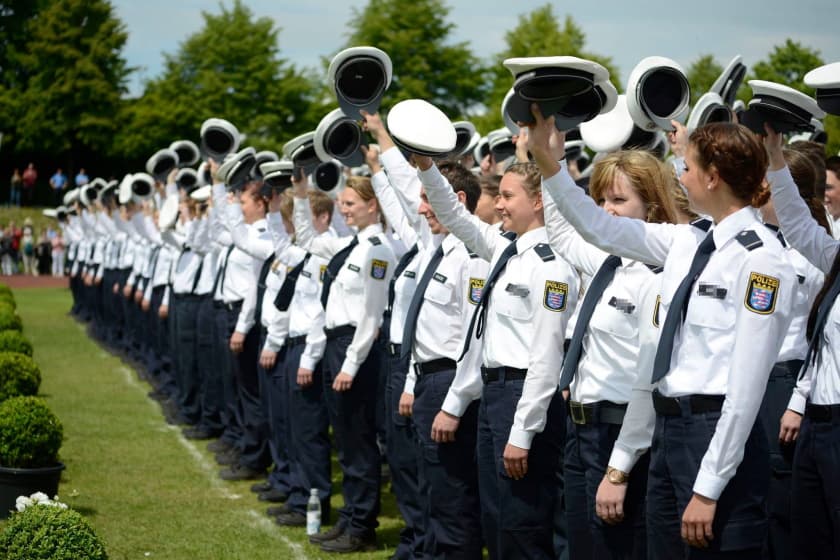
[0,310,22,333]
[0,503,108,560]
[0,331,33,357]
[0,351,40,401]
[0,396,63,468]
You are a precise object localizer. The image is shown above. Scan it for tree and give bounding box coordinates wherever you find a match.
[746,39,840,156]
[342,0,486,118]
[476,4,619,132]
[686,55,723,106]
[0,0,130,165]
[114,0,319,163]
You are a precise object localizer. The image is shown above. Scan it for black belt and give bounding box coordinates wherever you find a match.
[481,366,527,384]
[414,358,456,377]
[652,390,725,416]
[287,335,307,347]
[568,400,627,425]
[805,403,840,423]
[387,342,402,357]
[221,300,243,312]
[324,324,356,340]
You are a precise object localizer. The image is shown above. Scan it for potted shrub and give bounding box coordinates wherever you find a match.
[0,493,108,559]
[0,353,40,402]
[0,397,64,519]
[0,332,34,357]
[0,310,22,333]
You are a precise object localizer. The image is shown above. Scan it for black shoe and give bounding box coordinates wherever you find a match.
[309,520,347,545]
[258,488,288,503]
[219,464,265,481]
[182,427,218,440]
[275,511,306,527]
[207,439,232,453]
[250,480,273,493]
[320,531,377,553]
[266,503,293,517]
[215,449,240,466]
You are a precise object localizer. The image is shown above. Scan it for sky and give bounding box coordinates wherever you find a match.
[112,0,840,98]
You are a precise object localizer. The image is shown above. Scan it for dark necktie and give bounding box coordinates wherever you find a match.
[254,255,275,324]
[388,243,419,312]
[212,245,234,299]
[802,254,840,372]
[400,244,445,359]
[460,240,518,358]
[651,233,716,383]
[274,253,311,312]
[320,235,359,309]
[559,255,622,389]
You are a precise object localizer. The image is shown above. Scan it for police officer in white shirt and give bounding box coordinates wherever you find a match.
[417,152,579,559]
[767,126,840,559]
[541,140,678,558]
[293,173,396,553]
[536,112,796,559]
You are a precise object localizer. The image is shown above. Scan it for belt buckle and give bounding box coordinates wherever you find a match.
[569,401,586,425]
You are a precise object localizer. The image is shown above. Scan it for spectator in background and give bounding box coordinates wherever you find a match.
[51,229,65,277]
[9,169,22,207]
[35,231,51,276]
[20,218,35,275]
[49,168,68,206]
[0,227,14,275]
[75,167,89,188]
[8,221,20,273]
[21,163,36,207]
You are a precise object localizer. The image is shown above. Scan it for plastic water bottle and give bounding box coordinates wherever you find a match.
[306,488,321,536]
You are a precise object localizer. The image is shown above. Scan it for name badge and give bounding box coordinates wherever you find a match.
[403,271,416,279]
[433,272,447,283]
[301,270,311,279]
[608,296,635,314]
[347,264,360,273]
[698,283,727,299]
[505,283,530,297]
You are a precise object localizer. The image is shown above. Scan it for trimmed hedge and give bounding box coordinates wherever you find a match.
[0,310,22,332]
[0,396,63,468]
[0,503,108,560]
[0,331,33,357]
[0,352,40,402]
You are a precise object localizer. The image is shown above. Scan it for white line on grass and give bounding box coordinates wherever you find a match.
[114,365,310,559]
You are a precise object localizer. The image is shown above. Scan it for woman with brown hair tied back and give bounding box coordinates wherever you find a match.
[532,106,797,560]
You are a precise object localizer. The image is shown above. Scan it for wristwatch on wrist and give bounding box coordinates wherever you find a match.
[606,466,629,485]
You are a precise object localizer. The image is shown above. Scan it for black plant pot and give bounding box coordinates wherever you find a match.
[0,463,65,519]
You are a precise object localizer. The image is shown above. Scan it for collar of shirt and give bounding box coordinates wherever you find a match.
[251,218,267,231]
[514,226,548,255]
[710,206,760,250]
[356,222,384,242]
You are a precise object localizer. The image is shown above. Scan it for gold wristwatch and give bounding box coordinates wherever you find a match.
[606,466,629,485]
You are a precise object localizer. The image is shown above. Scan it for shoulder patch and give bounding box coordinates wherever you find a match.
[370,259,388,280]
[468,278,485,305]
[543,280,568,312]
[736,230,763,251]
[652,295,661,328]
[533,243,555,262]
[745,272,779,314]
[645,263,664,274]
[368,236,382,246]
[690,217,712,232]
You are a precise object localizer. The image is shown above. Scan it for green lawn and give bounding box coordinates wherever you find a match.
[9,287,403,559]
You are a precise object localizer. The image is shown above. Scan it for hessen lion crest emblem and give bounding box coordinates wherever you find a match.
[543,280,568,312]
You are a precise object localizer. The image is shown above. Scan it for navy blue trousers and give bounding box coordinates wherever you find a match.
[565,416,648,559]
[791,411,840,559]
[384,349,424,559]
[195,295,223,435]
[477,379,564,560]
[322,331,383,536]
[259,332,292,495]
[172,294,202,424]
[213,303,243,447]
[647,405,768,559]
[283,340,332,516]
[413,367,481,559]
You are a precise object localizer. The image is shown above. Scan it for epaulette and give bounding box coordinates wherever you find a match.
[690,217,712,232]
[533,243,555,262]
[257,227,266,233]
[645,263,664,274]
[368,236,382,246]
[735,230,763,251]
[469,252,479,259]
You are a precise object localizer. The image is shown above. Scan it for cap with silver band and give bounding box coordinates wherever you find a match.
[314,160,346,196]
[218,147,257,191]
[169,140,200,168]
[146,149,179,183]
[200,118,241,162]
[626,56,690,131]
[328,46,392,120]
[386,99,457,157]
[804,62,840,116]
[314,108,367,168]
[686,91,733,133]
[282,132,320,176]
[740,80,825,134]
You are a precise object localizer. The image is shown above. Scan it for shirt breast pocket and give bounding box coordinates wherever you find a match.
[684,296,735,330]
[589,302,638,340]
[494,291,533,322]
[425,280,455,307]
[336,265,364,294]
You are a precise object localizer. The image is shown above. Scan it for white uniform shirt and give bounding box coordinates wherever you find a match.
[545,163,796,501]
[293,197,396,378]
[420,164,579,450]
[770,166,840,409]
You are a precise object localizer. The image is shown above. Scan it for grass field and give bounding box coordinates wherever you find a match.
[7,287,404,559]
